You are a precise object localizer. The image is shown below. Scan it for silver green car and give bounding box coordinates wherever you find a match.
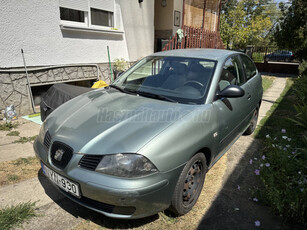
[34,49,262,219]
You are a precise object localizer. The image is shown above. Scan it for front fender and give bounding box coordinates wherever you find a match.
[138,104,218,172]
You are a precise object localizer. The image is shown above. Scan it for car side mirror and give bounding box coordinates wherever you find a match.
[217,85,245,98]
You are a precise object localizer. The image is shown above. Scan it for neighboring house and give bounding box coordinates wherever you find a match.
[0,0,222,115]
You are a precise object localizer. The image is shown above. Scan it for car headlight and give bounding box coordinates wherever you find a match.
[95,153,158,178]
[38,122,47,143]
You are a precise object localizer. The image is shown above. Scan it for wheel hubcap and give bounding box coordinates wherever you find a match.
[183,160,202,204]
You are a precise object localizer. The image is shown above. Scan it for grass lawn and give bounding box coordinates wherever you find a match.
[0,157,41,186]
[0,202,37,230]
[262,76,274,92]
[255,76,307,225]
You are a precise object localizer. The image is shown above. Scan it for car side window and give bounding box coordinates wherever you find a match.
[240,55,257,80]
[219,56,244,91]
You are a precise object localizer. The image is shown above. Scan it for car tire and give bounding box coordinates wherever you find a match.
[244,107,259,135]
[169,152,207,216]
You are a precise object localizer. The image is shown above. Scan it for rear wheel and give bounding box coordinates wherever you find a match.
[244,107,259,135]
[169,153,207,215]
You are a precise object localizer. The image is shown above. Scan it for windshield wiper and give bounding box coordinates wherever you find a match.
[109,86,175,102]
[137,91,178,103]
[109,85,125,92]
[109,85,138,95]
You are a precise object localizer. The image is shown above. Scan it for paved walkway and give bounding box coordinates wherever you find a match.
[258,76,287,121]
[0,76,288,230]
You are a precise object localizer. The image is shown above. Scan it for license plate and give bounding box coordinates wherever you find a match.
[41,163,81,198]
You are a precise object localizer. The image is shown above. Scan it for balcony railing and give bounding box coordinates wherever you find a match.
[162,25,224,51]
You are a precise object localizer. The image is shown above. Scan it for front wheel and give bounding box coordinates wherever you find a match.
[244,107,259,135]
[169,153,207,216]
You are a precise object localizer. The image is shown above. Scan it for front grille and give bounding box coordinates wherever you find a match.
[44,131,51,149]
[50,141,74,169]
[79,155,102,171]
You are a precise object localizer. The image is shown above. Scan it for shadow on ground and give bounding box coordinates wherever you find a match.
[197,137,283,229]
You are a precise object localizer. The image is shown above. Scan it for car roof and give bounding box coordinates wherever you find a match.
[153,48,242,61]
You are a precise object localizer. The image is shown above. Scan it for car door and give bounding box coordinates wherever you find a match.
[240,54,262,113]
[212,55,252,154]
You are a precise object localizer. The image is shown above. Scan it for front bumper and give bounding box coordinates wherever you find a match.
[34,138,183,219]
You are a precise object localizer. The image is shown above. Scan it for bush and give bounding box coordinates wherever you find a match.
[113,58,128,72]
[289,75,307,130]
[298,60,307,76]
[292,75,307,104]
[288,104,307,129]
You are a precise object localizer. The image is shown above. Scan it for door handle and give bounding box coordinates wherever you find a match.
[247,94,251,100]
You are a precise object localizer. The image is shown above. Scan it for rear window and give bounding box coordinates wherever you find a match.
[240,55,257,80]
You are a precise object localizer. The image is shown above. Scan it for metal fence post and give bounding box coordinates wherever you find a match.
[246,45,254,58]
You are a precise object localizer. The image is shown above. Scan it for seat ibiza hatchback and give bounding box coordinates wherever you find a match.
[34,49,263,219]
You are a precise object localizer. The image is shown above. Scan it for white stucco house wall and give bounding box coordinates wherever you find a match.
[0,0,154,115]
[0,0,154,67]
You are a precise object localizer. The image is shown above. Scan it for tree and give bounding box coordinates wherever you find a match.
[220,2,249,49]
[274,0,307,62]
[220,0,275,49]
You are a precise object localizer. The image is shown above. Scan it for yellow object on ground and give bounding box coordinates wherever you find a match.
[92,80,109,88]
[28,113,40,118]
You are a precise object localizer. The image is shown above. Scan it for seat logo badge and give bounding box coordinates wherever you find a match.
[54,149,65,161]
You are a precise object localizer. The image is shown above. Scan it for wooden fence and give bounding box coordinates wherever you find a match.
[162,25,224,51]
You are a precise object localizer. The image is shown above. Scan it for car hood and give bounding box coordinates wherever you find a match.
[46,88,194,154]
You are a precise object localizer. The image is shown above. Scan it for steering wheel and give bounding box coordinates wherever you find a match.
[184,80,204,89]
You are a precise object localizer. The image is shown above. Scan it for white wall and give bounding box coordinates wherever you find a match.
[154,0,174,31]
[0,0,130,68]
[173,0,183,34]
[119,0,154,61]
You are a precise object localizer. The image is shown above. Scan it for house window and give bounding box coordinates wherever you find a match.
[60,7,85,23]
[59,0,115,28]
[91,8,113,27]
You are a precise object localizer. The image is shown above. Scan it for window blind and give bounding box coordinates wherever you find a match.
[90,0,114,12]
[59,0,88,12]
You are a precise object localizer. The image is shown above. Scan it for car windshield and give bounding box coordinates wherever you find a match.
[112,56,216,104]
